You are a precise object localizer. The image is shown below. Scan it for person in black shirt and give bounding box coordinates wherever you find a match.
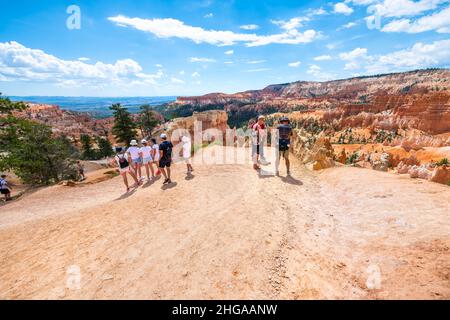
[276,116,293,176]
[159,133,174,185]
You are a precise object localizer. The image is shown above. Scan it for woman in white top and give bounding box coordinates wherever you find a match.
[150,138,161,176]
[140,139,155,180]
[127,139,143,180]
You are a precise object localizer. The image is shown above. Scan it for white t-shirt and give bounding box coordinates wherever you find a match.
[127,146,141,160]
[140,146,152,159]
[152,144,160,161]
[182,136,191,158]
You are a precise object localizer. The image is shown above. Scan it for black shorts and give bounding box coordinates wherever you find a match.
[1,189,10,195]
[159,158,172,168]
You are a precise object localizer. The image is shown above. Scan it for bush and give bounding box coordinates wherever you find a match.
[436,158,449,166]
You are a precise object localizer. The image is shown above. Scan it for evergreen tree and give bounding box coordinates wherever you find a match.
[0,95,76,184]
[97,137,114,158]
[139,104,159,137]
[0,119,76,184]
[109,103,137,145]
[80,134,97,160]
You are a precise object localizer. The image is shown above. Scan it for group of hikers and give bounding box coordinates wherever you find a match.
[110,115,292,193]
[250,115,293,176]
[0,116,293,199]
[112,133,193,192]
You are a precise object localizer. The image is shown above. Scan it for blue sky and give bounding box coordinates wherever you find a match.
[1,0,449,96]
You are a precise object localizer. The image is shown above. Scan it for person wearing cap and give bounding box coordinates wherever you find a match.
[276,116,293,175]
[127,139,143,181]
[158,133,174,185]
[251,115,270,170]
[111,146,140,192]
[140,139,155,181]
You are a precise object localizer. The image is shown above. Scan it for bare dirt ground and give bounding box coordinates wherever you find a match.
[0,150,449,299]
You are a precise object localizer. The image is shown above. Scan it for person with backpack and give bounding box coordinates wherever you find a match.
[0,174,12,201]
[112,146,140,192]
[158,133,174,185]
[276,116,293,176]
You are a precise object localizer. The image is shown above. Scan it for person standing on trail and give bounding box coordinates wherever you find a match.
[0,174,12,201]
[76,161,86,181]
[181,135,194,173]
[159,134,174,185]
[140,139,155,181]
[150,138,161,176]
[276,116,293,176]
[112,147,140,193]
[252,115,270,170]
[127,139,143,181]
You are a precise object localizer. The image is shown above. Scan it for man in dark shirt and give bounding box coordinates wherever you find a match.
[159,133,174,185]
[276,117,293,176]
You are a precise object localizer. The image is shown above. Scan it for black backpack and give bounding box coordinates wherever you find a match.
[116,154,129,169]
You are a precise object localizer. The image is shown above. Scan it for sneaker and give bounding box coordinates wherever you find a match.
[167,179,172,184]
[163,178,169,185]
[259,159,271,165]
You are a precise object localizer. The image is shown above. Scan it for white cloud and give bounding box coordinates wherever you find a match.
[306,64,336,80]
[191,71,200,77]
[339,21,359,30]
[271,17,310,30]
[240,24,259,30]
[340,47,369,60]
[367,39,450,73]
[78,57,90,61]
[334,2,354,15]
[314,55,333,61]
[0,41,163,86]
[224,49,234,55]
[108,15,321,47]
[155,63,163,68]
[288,61,301,67]
[224,61,233,64]
[179,70,185,75]
[245,68,271,72]
[204,13,214,18]
[189,57,216,63]
[367,0,448,18]
[171,77,185,84]
[247,60,266,64]
[382,6,450,33]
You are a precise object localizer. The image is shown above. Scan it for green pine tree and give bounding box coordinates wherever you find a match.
[97,137,114,158]
[109,103,137,145]
[80,134,97,160]
[139,104,160,137]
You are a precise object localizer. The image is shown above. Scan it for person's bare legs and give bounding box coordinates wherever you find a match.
[128,170,140,186]
[144,163,150,179]
[121,173,130,192]
[285,157,291,175]
[166,167,171,181]
[160,167,167,180]
[149,162,155,178]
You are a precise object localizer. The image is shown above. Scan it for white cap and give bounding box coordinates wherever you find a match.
[160,133,167,139]
[130,139,138,146]
[141,139,147,144]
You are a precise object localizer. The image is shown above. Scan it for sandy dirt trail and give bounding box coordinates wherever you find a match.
[0,150,449,299]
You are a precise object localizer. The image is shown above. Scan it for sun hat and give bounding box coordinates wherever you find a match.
[258,115,265,120]
[130,139,138,146]
[141,139,147,144]
[160,133,167,139]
